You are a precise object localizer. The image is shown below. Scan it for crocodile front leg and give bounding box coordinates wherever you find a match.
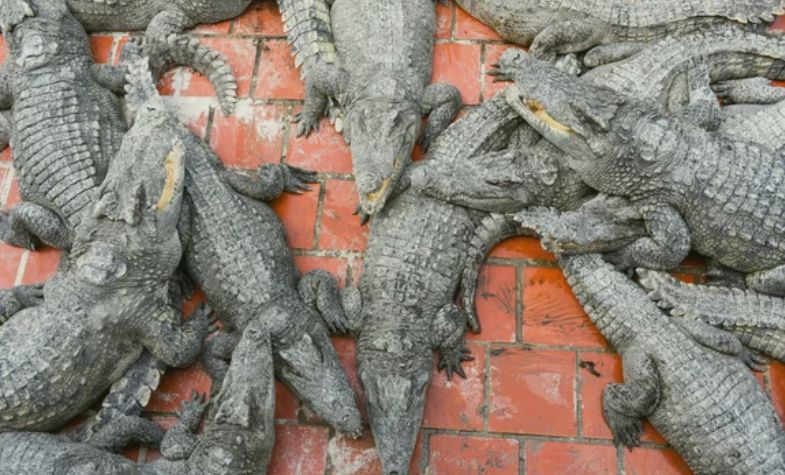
[0,202,71,250]
[420,83,462,151]
[605,203,690,271]
[297,61,348,137]
[714,77,785,105]
[137,303,214,368]
[159,391,207,461]
[746,264,785,296]
[673,318,767,371]
[221,164,316,201]
[431,304,473,380]
[529,20,604,60]
[603,349,660,448]
[583,42,647,68]
[0,284,43,324]
[201,330,240,389]
[88,414,167,452]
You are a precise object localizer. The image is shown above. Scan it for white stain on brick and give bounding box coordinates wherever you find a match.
[327,435,380,475]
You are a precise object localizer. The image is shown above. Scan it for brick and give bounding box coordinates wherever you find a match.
[286,115,353,175]
[269,425,330,475]
[578,352,665,444]
[625,448,692,475]
[276,381,301,420]
[489,348,576,436]
[318,180,369,252]
[489,236,555,262]
[271,183,320,250]
[254,39,305,100]
[209,102,288,169]
[455,5,503,41]
[771,15,785,32]
[432,43,482,105]
[293,255,350,287]
[192,19,232,35]
[522,267,607,348]
[232,2,285,36]
[159,38,256,99]
[435,1,453,40]
[527,440,616,475]
[147,365,212,413]
[0,36,7,63]
[428,434,519,475]
[0,244,23,287]
[89,35,115,64]
[469,264,517,343]
[327,433,383,475]
[423,343,485,431]
[6,177,21,206]
[0,167,11,205]
[20,248,62,284]
[162,98,211,138]
[331,336,366,422]
[769,361,785,421]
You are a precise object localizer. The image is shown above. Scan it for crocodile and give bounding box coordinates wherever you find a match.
[120,57,362,436]
[0,0,246,114]
[276,0,462,215]
[501,49,785,296]
[560,251,785,473]
[0,77,211,432]
[454,0,785,62]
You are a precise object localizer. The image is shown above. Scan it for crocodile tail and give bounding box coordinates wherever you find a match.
[123,56,160,117]
[76,352,166,443]
[155,34,238,116]
[462,213,524,333]
[637,269,785,331]
[277,0,338,79]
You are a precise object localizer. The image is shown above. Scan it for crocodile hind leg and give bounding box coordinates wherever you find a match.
[529,21,604,60]
[137,303,215,368]
[0,202,70,250]
[714,77,785,105]
[0,284,44,324]
[603,350,660,448]
[420,83,462,151]
[298,269,353,334]
[221,164,316,201]
[746,264,785,297]
[87,414,166,452]
[673,318,767,371]
[682,57,722,131]
[159,391,208,461]
[431,304,474,380]
[583,42,647,68]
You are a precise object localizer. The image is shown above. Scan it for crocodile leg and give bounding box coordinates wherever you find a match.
[431,304,473,380]
[0,284,44,324]
[137,303,213,368]
[0,111,10,152]
[583,43,647,68]
[159,391,207,461]
[0,202,70,250]
[529,20,604,60]
[672,318,766,371]
[298,269,352,335]
[605,203,690,271]
[87,414,166,452]
[201,330,240,389]
[420,83,462,151]
[339,286,365,334]
[681,57,722,130]
[221,164,316,201]
[296,61,348,137]
[746,264,785,296]
[603,349,660,449]
[714,77,785,104]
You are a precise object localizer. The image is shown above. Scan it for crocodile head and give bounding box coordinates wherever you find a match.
[70,99,186,288]
[347,99,421,216]
[268,305,363,438]
[192,317,276,473]
[356,306,432,475]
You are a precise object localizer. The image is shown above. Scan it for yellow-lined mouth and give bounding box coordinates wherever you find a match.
[366,176,393,203]
[526,99,573,134]
[156,141,185,211]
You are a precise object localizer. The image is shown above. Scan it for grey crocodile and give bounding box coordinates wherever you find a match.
[502,50,785,295]
[120,57,362,436]
[0,76,210,432]
[0,0,246,114]
[0,317,275,474]
[455,0,785,62]
[277,0,461,215]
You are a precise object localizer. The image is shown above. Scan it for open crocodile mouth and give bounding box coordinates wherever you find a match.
[525,99,574,134]
[365,176,393,204]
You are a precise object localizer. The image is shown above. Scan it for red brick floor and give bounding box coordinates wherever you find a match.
[1,3,784,474]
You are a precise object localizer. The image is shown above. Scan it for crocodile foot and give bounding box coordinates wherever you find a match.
[295,110,321,137]
[281,165,317,193]
[438,346,474,380]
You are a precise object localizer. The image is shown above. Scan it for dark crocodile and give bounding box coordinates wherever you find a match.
[276,0,461,215]
[121,57,363,436]
[0,76,210,432]
[455,0,785,62]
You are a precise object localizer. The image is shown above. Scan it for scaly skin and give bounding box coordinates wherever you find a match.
[455,0,785,60]
[0,73,209,432]
[0,0,129,250]
[120,59,362,437]
[560,253,785,473]
[277,0,461,216]
[502,49,785,296]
